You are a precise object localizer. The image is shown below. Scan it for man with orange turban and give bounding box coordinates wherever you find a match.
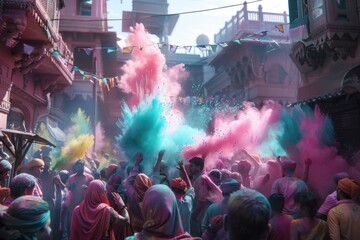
[171,161,195,233]
[328,178,360,240]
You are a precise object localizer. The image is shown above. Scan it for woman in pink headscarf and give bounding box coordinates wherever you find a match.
[126,184,201,240]
[70,180,129,240]
[127,173,152,232]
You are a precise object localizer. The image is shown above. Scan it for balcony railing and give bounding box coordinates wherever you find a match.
[214,2,289,43]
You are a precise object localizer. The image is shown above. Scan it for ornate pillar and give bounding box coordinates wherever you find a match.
[0,62,13,128]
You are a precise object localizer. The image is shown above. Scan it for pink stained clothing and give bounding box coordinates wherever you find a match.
[128,184,200,240]
[271,177,308,215]
[317,191,337,216]
[70,180,112,240]
[191,172,223,237]
[192,172,223,204]
[66,172,94,212]
[268,214,292,240]
[33,179,43,199]
[327,199,360,240]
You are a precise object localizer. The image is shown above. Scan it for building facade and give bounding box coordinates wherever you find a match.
[204,2,300,106]
[288,0,360,158]
[0,0,73,140]
[58,0,118,140]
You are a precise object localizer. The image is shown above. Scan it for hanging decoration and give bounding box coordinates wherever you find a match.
[48,23,286,92]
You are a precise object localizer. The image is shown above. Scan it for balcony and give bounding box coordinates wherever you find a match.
[214,2,289,43]
[2,0,73,88]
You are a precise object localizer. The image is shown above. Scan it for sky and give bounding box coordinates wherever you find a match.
[107,0,289,47]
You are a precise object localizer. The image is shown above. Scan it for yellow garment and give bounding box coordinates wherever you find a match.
[328,200,360,240]
[292,218,328,240]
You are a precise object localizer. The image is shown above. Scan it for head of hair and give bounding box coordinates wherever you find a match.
[238,160,252,175]
[294,191,318,218]
[10,173,36,199]
[226,189,271,240]
[334,172,351,185]
[100,168,106,179]
[268,193,285,213]
[59,170,70,184]
[189,157,204,171]
[0,160,12,172]
[220,178,240,196]
[209,169,222,185]
[75,159,85,166]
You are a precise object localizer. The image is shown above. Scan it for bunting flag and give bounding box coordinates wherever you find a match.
[122,46,134,54]
[169,45,178,53]
[218,42,228,48]
[47,23,285,92]
[197,45,208,51]
[50,49,118,91]
[24,44,34,55]
[210,44,217,52]
[157,43,164,49]
[83,48,93,55]
[52,50,61,57]
[71,66,79,72]
[107,47,117,53]
[183,46,192,53]
[275,24,285,33]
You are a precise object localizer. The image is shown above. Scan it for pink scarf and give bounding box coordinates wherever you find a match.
[70,180,112,240]
[139,185,191,239]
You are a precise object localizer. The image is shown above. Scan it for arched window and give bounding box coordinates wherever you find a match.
[7,107,26,131]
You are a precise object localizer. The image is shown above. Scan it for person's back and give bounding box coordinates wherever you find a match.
[290,192,329,240]
[171,177,195,233]
[317,172,351,220]
[202,178,240,240]
[271,160,308,215]
[328,178,360,240]
[225,188,271,240]
[268,193,292,240]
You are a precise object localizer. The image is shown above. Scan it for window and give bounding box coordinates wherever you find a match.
[312,0,324,19]
[74,47,94,73]
[79,0,92,16]
[336,0,346,10]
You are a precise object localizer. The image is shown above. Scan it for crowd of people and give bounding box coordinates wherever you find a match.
[0,142,359,240]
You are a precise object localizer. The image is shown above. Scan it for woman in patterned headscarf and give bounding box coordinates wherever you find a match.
[127,173,152,232]
[70,180,129,240]
[126,184,200,240]
[2,195,51,240]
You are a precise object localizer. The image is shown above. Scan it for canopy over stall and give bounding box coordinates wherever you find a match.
[0,129,56,172]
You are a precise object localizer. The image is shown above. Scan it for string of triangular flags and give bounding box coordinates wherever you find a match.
[49,24,286,91]
[73,24,286,55]
[50,50,118,92]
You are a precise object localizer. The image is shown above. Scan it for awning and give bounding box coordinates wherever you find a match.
[288,90,345,107]
[0,128,56,171]
[46,122,66,142]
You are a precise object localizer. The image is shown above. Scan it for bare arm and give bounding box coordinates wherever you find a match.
[152,150,165,184]
[111,192,130,224]
[302,158,312,183]
[54,174,66,190]
[242,149,260,178]
[178,160,192,188]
